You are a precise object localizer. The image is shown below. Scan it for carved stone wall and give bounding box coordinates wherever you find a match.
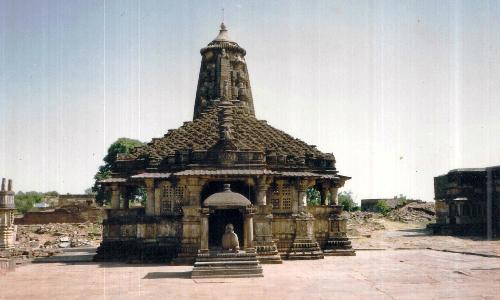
[269,184,295,213]
[160,185,185,215]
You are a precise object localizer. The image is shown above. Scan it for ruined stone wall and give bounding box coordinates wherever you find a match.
[58,195,96,207]
[15,207,103,225]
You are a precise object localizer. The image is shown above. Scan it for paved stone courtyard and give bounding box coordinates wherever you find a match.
[2,248,499,299]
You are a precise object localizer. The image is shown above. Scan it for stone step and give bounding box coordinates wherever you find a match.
[191,251,264,278]
[192,273,263,279]
[257,255,283,264]
[195,256,258,262]
[192,267,263,277]
[286,254,324,260]
[192,268,262,274]
[194,261,260,267]
[323,249,356,256]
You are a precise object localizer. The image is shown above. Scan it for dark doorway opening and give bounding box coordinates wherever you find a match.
[208,209,244,249]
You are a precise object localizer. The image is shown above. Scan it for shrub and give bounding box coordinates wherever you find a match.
[14,191,43,214]
[338,191,359,211]
[374,200,391,214]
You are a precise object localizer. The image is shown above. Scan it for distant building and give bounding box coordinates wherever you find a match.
[430,166,500,238]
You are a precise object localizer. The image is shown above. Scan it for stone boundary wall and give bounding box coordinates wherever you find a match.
[15,207,103,225]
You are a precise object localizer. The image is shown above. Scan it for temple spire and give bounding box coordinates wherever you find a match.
[193,24,255,119]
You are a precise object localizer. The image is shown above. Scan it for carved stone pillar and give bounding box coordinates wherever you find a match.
[321,182,330,206]
[186,178,205,206]
[145,179,155,215]
[199,208,210,253]
[323,205,355,256]
[110,184,120,209]
[154,183,162,216]
[329,187,339,205]
[0,178,16,249]
[297,179,311,212]
[256,176,271,206]
[287,211,323,260]
[243,208,255,250]
[122,187,130,209]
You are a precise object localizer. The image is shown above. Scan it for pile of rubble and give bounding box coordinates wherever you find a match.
[344,211,386,237]
[386,202,435,223]
[345,201,435,236]
[1,223,102,260]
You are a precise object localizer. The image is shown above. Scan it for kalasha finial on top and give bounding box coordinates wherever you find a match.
[214,22,231,42]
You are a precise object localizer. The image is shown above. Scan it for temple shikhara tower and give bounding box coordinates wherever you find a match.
[96,24,354,276]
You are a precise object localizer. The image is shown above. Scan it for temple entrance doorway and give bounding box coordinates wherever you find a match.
[208,209,244,249]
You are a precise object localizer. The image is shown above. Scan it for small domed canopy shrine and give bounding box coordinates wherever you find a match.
[96,24,354,265]
[204,184,251,208]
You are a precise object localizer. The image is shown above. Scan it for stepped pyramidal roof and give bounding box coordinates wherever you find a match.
[115,24,343,178]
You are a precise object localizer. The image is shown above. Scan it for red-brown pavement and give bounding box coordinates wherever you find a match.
[1,249,500,300]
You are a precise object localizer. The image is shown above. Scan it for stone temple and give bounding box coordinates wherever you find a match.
[96,24,354,273]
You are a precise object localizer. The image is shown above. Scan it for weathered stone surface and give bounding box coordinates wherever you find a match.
[96,24,352,265]
[192,250,263,278]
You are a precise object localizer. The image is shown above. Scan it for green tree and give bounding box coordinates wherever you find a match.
[91,138,144,205]
[374,200,391,214]
[338,191,359,212]
[306,187,321,206]
[14,191,44,214]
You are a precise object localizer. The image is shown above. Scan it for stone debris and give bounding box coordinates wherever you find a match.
[386,202,435,223]
[345,202,436,237]
[345,211,386,237]
[0,222,102,262]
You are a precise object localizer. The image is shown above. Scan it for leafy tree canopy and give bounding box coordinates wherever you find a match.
[15,191,44,214]
[338,190,359,212]
[374,200,391,214]
[103,138,144,166]
[91,137,144,205]
[306,187,321,206]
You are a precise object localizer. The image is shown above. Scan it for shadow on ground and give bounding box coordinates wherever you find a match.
[31,247,193,268]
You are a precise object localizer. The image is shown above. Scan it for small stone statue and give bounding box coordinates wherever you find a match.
[222,223,240,253]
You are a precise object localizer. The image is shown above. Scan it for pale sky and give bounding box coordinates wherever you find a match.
[1,0,499,202]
